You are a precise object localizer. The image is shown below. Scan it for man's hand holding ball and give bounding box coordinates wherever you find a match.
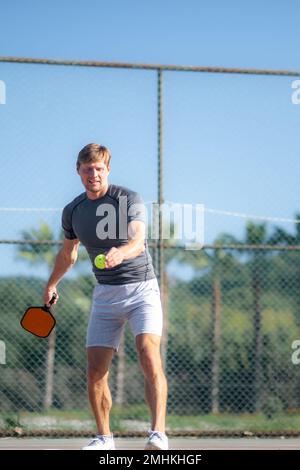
[94,248,124,270]
[105,247,124,268]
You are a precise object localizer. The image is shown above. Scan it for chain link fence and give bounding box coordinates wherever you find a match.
[1,58,300,436]
[1,238,300,436]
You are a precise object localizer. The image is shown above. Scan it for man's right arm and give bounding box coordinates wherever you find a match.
[43,238,80,306]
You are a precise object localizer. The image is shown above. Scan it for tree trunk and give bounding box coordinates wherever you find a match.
[43,329,56,410]
[115,335,125,406]
[253,270,263,412]
[160,270,169,372]
[211,277,221,414]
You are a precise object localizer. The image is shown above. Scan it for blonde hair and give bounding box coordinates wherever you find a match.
[76,143,111,170]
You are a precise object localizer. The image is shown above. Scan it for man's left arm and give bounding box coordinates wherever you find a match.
[105,220,145,268]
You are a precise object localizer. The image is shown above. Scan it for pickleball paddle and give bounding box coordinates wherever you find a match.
[20,293,57,338]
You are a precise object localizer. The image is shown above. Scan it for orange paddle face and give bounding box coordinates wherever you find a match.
[20,294,57,338]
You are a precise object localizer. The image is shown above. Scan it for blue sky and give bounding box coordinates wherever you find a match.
[0,0,300,277]
[1,0,300,69]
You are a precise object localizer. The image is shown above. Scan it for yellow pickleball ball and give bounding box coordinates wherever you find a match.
[94,254,106,269]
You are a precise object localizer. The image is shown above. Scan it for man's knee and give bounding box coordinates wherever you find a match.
[86,346,114,383]
[87,364,109,383]
[137,344,163,377]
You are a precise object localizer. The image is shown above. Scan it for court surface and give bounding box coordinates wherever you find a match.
[1,437,300,450]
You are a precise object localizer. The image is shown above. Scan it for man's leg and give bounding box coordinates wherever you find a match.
[136,333,168,432]
[87,346,115,435]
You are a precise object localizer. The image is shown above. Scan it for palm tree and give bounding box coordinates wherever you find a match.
[177,234,237,413]
[270,213,300,326]
[115,335,125,406]
[18,223,91,410]
[149,217,180,370]
[209,237,237,414]
[18,222,59,410]
[230,221,273,412]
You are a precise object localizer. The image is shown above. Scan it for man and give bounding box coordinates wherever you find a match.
[43,143,168,450]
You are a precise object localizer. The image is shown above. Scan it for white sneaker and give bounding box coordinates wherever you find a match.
[144,430,169,450]
[82,434,115,450]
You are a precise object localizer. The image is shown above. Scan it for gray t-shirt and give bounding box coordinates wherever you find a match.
[62,184,155,285]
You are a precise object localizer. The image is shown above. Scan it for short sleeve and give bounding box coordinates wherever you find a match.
[62,205,77,240]
[127,192,147,224]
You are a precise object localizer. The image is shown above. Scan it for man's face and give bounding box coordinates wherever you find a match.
[78,160,110,193]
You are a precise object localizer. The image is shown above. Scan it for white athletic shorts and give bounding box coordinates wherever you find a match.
[86,278,163,351]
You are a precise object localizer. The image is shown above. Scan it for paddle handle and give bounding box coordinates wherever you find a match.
[44,292,57,310]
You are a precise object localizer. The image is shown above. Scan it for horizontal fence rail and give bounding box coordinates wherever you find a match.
[1,56,300,76]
